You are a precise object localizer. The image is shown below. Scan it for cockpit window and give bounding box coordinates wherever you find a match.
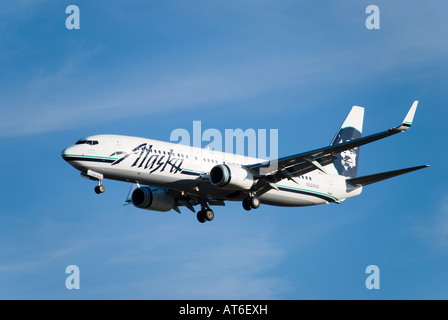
[75,139,99,145]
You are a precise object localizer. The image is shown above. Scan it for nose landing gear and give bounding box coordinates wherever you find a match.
[81,170,105,194]
[94,183,105,194]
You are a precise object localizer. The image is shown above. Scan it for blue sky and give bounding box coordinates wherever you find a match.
[1,0,447,299]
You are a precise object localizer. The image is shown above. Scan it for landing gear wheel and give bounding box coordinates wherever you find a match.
[250,197,260,209]
[94,185,105,194]
[204,209,214,221]
[197,210,207,223]
[243,197,260,210]
[242,199,252,211]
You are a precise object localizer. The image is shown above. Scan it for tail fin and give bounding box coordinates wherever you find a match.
[330,106,364,178]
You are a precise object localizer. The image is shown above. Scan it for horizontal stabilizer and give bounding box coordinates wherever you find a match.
[346,165,429,187]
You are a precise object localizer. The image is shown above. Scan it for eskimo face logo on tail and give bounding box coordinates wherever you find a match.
[333,127,361,178]
[109,143,184,174]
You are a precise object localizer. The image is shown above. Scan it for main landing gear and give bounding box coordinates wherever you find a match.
[196,203,215,223]
[242,196,260,211]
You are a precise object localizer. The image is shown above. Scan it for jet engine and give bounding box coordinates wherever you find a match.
[210,164,255,190]
[131,187,175,212]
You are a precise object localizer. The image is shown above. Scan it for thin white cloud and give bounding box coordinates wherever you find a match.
[128,224,287,299]
[0,237,93,273]
[0,54,327,136]
[0,46,418,137]
[2,1,448,137]
[0,208,287,299]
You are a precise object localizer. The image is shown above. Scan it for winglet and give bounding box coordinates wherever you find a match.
[396,101,418,132]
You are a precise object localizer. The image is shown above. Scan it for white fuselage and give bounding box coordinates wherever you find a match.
[62,134,362,207]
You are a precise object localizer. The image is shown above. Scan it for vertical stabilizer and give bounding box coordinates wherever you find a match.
[330,106,364,178]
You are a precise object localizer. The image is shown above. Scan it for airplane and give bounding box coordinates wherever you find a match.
[61,101,428,223]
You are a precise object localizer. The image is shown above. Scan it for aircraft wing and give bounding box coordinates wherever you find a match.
[246,101,419,183]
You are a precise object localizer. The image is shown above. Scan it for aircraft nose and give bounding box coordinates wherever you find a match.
[61,146,75,162]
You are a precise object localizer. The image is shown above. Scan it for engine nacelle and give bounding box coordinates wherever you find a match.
[209,164,255,190]
[131,187,175,212]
